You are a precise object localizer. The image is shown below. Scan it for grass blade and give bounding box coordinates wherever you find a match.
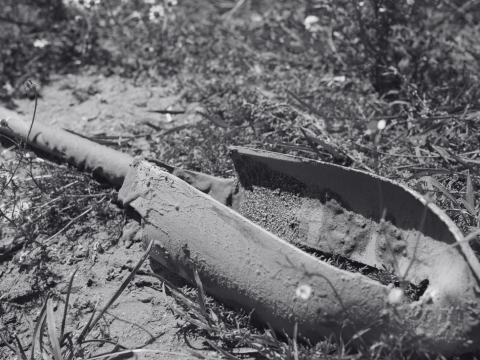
[196,111,229,128]
[407,168,452,180]
[14,335,28,360]
[87,349,201,360]
[0,333,17,354]
[46,297,62,360]
[467,170,475,209]
[431,144,453,164]
[143,271,204,315]
[306,133,343,159]
[265,138,319,155]
[299,127,325,160]
[285,89,323,117]
[84,341,129,360]
[30,296,49,360]
[61,267,79,340]
[76,302,97,345]
[460,198,476,217]
[448,151,480,176]
[207,340,242,360]
[161,124,191,136]
[38,312,50,360]
[83,240,154,340]
[193,265,210,325]
[421,176,459,206]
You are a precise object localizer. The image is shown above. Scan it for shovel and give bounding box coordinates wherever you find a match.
[1,106,480,356]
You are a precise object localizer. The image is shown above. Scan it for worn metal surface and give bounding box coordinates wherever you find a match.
[230,147,480,287]
[120,160,480,356]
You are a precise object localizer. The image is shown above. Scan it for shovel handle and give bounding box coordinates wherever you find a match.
[0,106,133,187]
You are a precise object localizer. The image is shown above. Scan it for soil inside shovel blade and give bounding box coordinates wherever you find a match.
[228,146,467,287]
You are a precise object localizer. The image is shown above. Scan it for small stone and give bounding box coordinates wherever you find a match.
[138,295,153,303]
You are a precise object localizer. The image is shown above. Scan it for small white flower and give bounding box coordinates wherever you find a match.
[18,251,29,264]
[3,82,13,95]
[33,39,49,48]
[295,284,312,300]
[149,4,165,23]
[25,152,37,160]
[131,10,142,19]
[377,119,386,130]
[304,15,319,31]
[143,0,155,4]
[388,288,404,305]
[379,7,386,12]
[251,13,263,23]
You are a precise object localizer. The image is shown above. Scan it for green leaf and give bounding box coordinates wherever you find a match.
[460,198,476,217]
[421,176,459,206]
[46,297,62,360]
[61,267,79,341]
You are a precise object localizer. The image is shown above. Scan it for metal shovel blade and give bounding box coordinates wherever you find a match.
[229,146,480,285]
[119,156,480,356]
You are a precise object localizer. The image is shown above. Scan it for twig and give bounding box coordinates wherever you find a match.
[353,142,440,158]
[43,206,93,245]
[3,81,38,189]
[221,0,246,20]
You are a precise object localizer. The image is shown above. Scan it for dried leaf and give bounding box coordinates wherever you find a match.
[161,124,191,136]
[431,145,453,163]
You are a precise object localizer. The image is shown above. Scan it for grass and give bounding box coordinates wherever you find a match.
[1,0,480,359]
[1,241,154,360]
